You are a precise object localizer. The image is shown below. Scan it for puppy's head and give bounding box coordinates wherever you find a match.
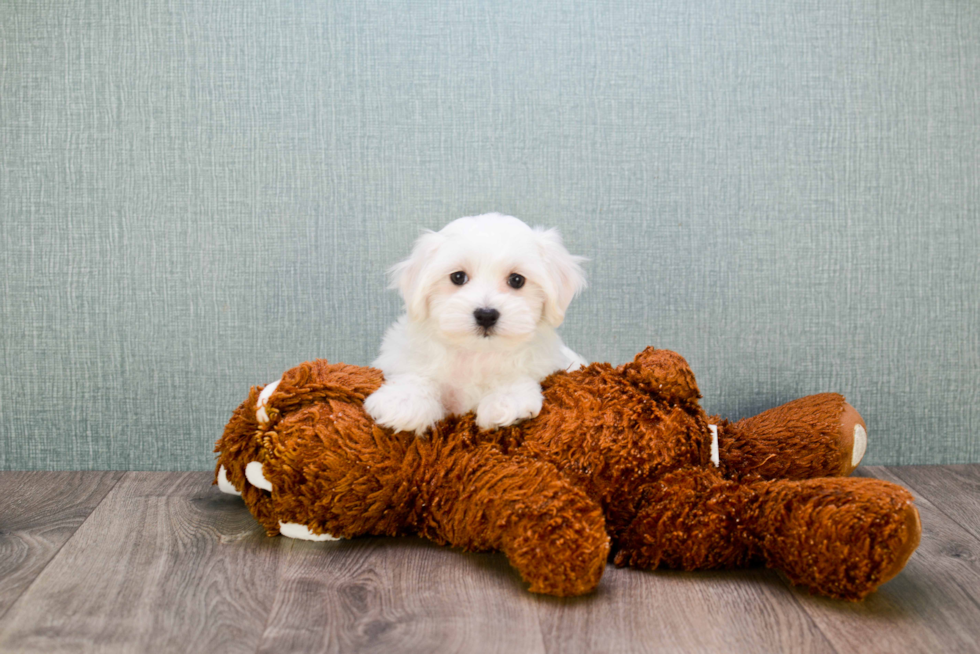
[390,213,586,345]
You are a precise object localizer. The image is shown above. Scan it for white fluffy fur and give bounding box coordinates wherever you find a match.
[364,213,587,435]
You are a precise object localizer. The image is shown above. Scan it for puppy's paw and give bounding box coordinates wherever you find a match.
[562,345,589,371]
[476,385,543,430]
[364,379,445,436]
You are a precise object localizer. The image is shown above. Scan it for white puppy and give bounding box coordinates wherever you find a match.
[363,213,587,435]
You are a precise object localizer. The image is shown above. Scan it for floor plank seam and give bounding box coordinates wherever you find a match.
[0,471,127,625]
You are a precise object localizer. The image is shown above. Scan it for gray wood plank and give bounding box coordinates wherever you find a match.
[887,464,980,542]
[256,530,835,653]
[260,538,835,653]
[0,471,123,621]
[785,466,980,654]
[256,536,548,654]
[535,565,837,654]
[0,472,285,654]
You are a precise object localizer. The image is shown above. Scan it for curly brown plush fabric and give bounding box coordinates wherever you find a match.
[215,347,919,600]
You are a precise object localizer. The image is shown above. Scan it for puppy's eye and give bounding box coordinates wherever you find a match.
[450,271,468,286]
[507,273,525,289]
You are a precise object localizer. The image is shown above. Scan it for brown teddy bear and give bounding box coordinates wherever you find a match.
[214,347,920,600]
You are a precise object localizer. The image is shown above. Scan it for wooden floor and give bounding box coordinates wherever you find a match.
[0,466,978,654]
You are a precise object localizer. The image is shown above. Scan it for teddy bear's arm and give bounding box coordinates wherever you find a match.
[416,445,610,597]
[715,393,867,480]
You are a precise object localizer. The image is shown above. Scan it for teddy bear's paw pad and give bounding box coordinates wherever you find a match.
[877,502,921,587]
[216,465,241,496]
[245,461,273,491]
[279,521,340,541]
[256,379,281,424]
[839,403,868,475]
[851,424,867,467]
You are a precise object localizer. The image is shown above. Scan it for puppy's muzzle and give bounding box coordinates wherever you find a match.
[473,307,500,332]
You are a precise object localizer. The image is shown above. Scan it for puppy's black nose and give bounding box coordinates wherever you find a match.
[473,307,500,328]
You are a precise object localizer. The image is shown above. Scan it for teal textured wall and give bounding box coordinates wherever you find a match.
[1,0,978,470]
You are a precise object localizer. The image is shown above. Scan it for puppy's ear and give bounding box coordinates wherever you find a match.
[389,230,445,321]
[535,227,587,327]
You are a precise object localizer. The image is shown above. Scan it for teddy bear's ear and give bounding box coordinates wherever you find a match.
[620,347,701,404]
[278,359,385,404]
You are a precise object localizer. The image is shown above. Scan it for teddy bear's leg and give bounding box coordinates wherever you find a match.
[749,476,920,600]
[418,446,610,597]
[716,393,867,480]
[613,468,761,571]
[614,469,920,600]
